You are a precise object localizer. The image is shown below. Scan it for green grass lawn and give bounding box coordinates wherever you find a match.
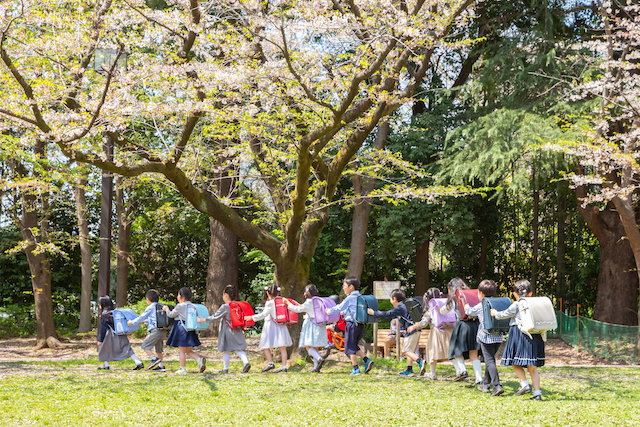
[1,357,638,426]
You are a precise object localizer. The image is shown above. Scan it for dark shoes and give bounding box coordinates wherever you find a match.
[148,358,162,370]
[273,366,288,373]
[490,385,505,396]
[97,366,110,371]
[219,369,229,374]
[515,384,532,396]
[316,356,325,371]
[477,383,491,393]
[453,371,469,382]
[133,363,144,371]
[242,363,252,373]
[152,364,166,372]
[261,362,275,373]
[530,394,542,401]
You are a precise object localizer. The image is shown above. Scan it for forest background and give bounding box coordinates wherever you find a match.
[1,0,639,349]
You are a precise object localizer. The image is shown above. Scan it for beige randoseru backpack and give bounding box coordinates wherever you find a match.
[518,297,558,338]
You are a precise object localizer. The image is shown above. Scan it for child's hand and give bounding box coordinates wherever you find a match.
[283,299,290,305]
[127,320,133,326]
[367,308,374,315]
[162,305,168,312]
[325,309,329,314]
[464,304,470,310]
[490,309,497,317]
[244,316,253,321]
[97,342,102,347]
[407,325,416,333]
[197,316,206,323]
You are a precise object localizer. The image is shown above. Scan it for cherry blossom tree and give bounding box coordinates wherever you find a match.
[1,0,474,344]
[554,1,640,324]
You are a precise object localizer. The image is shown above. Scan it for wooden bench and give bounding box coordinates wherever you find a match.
[375,327,430,359]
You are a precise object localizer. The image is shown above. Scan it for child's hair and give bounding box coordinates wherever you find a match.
[513,279,532,298]
[98,295,115,311]
[262,283,281,304]
[343,276,360,290]
[390,288,406,302]
[446,277,469,308]
[178,287,192,301]
[478,279,497,297]
[423,288,443,312]
[145,289,160,303]
[304,284,320,299]
[224,284,238,301]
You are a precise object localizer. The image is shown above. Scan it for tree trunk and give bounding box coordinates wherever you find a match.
[115,176,131,307]
[580,202,638,325]
[18,164,60,348]
[346,121,390,280]
[75,178,93,333]
[474,233,489,283]
[414,234,430,297]
[203,218,238,337]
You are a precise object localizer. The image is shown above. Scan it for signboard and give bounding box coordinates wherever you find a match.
[373,281,401,300]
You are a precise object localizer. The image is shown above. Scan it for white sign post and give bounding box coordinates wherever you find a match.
[372,281,401,359]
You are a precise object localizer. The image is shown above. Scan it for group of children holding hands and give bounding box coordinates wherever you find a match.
[96,276,546,400]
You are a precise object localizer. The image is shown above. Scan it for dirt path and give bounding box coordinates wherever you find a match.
[0,336,629,366]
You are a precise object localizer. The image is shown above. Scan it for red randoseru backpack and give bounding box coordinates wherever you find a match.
[274,297,298,325]
[227,301,255,330]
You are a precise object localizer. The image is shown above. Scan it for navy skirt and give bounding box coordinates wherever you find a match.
[166,320,201,348]
[501,325,545,367]
[448,318,480,360]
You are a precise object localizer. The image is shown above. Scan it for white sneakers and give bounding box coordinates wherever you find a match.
[176,367,187,374]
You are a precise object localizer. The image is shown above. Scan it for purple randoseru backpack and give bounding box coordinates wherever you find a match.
[312,297,340,325]
[429,298,456,332]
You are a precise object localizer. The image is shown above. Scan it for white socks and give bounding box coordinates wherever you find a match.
[430,363,437,376]
[521,380,530,387]
[308,348,320,368]
[131,354,142,365]
[224,351,249,369]
[103,361,109,368]
[471,359,482,382]
[453,356,465,375]
[237,351,249,366]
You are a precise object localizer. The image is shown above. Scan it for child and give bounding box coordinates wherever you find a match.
[464,279,505,396]
[96,296,144,370]
[383,319,398,359]
[367,288,423,376]
[246,284,292,373]
[127,289,166,371]
[284,284,329,372]
[490,279,545,400]
[325,277,374,375]
[197,285,251,374]
[406,287,453,380]
[445,277,483,385]
[163,287,207,374]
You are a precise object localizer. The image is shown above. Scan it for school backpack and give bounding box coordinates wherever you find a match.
[274,297,299,325]
[311,296,340,325]
[481,297,512,333]
[428,298,456,331]
[112,308,139,335]
[355,295,378,324]
[518,296,558,338]
[184,303,210,331]
[402,298,423,324]
[227,301,255,330]
[455,289,481,321]
[155,303,175,330]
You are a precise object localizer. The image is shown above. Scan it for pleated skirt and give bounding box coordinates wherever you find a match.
[448,318,480,360]
[500,325,545,367]
[166,321,201,348]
